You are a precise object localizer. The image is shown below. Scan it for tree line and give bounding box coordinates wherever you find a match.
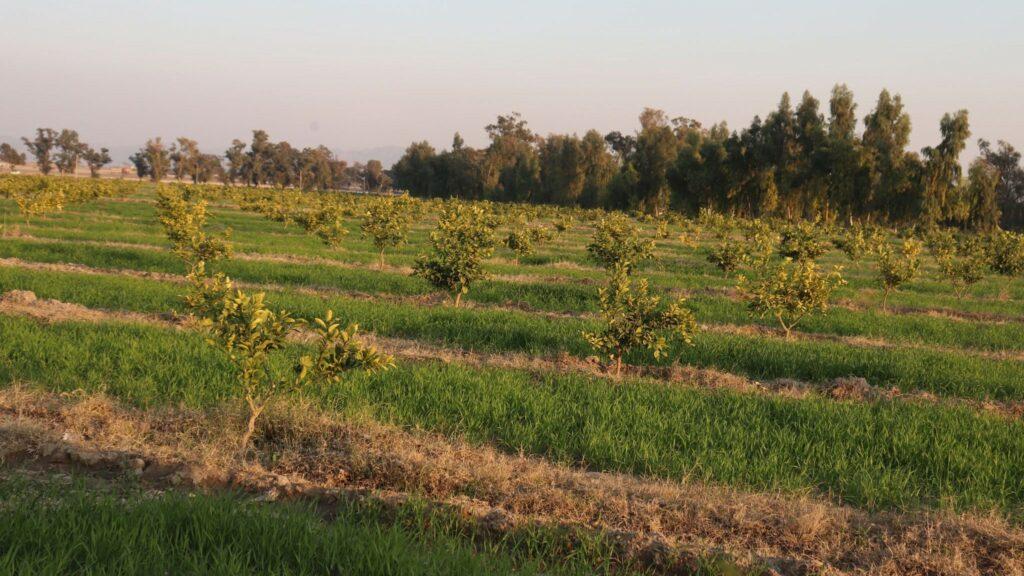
[2,130,391,192]
[391,86,1024,230]
[128,131,389,191]
[1,129,112,177]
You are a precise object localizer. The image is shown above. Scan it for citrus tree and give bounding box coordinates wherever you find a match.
[302,197,349,248]
[412,202,497,306]
[988,230,1024,277]
[187,268,392,453]
[503,219,553,264]
[587,214,655,274]
[778,220,830,261]
[937,238,990,299]
[361,195,416,269]
[553,214,575,233]
[157,185,231,266]
[707,239,748,277]
[831,223,877,261]
[876,239,923,311]
[738,259,845,338]
[584,264,697,376]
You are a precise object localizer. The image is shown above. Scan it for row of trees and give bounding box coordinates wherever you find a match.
[2,129,112,177]
[392,87,1024,230]
[5,130,391,192]
[129,131,389,191]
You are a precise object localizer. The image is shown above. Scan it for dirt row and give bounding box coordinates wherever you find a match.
[1,386,1022,576]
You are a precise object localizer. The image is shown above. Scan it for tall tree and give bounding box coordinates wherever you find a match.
[82,146,112,177]
[579,130,617,207]
[54,129,86,174]
[22,128,58,175]
[793,91,830,218]
[978,139,1024,229]
[224,140,248,184]
[964,158,1001,232]
[172,138,202,182]
[631,108,678,215]
[920,110,970,225]
[862,90,915,221]
[484,112,540,202]
[131,138,170,182]
[364,159,387,191]
[0,143,26,171]
[392,141,437,196]
[761,93,801,218]
[538,134,585,205]
[435,133,486,199]
[825,84,866,220]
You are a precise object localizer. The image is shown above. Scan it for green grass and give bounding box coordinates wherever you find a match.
[0,473,650,576]
[2,265,1022,403]
[3,314,1024,515]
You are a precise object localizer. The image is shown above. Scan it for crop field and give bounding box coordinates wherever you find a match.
[2,175,1024,575]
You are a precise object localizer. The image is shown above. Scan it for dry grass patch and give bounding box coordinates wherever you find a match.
[1,386,1023,575]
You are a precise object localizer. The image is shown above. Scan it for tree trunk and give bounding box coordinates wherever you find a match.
[379,248,386,271]
[453,292,462,307]
[239,400,264,455]
[615,356,622,377]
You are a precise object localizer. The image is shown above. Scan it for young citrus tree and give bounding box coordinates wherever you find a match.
[738,259,846,338]
[361,195,416,269]
[876,239,923,311]
[741,220,780,269]
[187,268,392,453]
[156,185,231,266]
[587,214,655,274]
[553,214,575,234]
[584,264,697,376]
[412,202,497,306]
[707,239,748,277]
[832,224,873,261]
[778,220,830,261]
[503,219,553,264]
[988,230,1024,277]
[302,198,349,248]
[10,179,67,224]
[937,239,990,299]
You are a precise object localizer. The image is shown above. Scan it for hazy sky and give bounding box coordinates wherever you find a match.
[2,0,1022,163]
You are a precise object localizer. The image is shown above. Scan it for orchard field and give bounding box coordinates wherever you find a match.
[1,174,1024,575]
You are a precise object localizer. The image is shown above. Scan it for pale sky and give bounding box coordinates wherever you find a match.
[2,0,1022,164]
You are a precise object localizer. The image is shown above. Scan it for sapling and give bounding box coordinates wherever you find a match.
[187,268,392,454]
[587,214,655,274]
[503,219,553,264]
[738,259,845,338]
[937,238,990,299]
[778,220,829,261]
[157,185,231,266]
[303,198,349,248]
[412,202,497,306]
[553,215,575,233]
[707,239,748,277]
[361,195,415,269]
[583,264,697,376]
[832,224,871,261]
[876,239,923,311]
[988,230,1024,277]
